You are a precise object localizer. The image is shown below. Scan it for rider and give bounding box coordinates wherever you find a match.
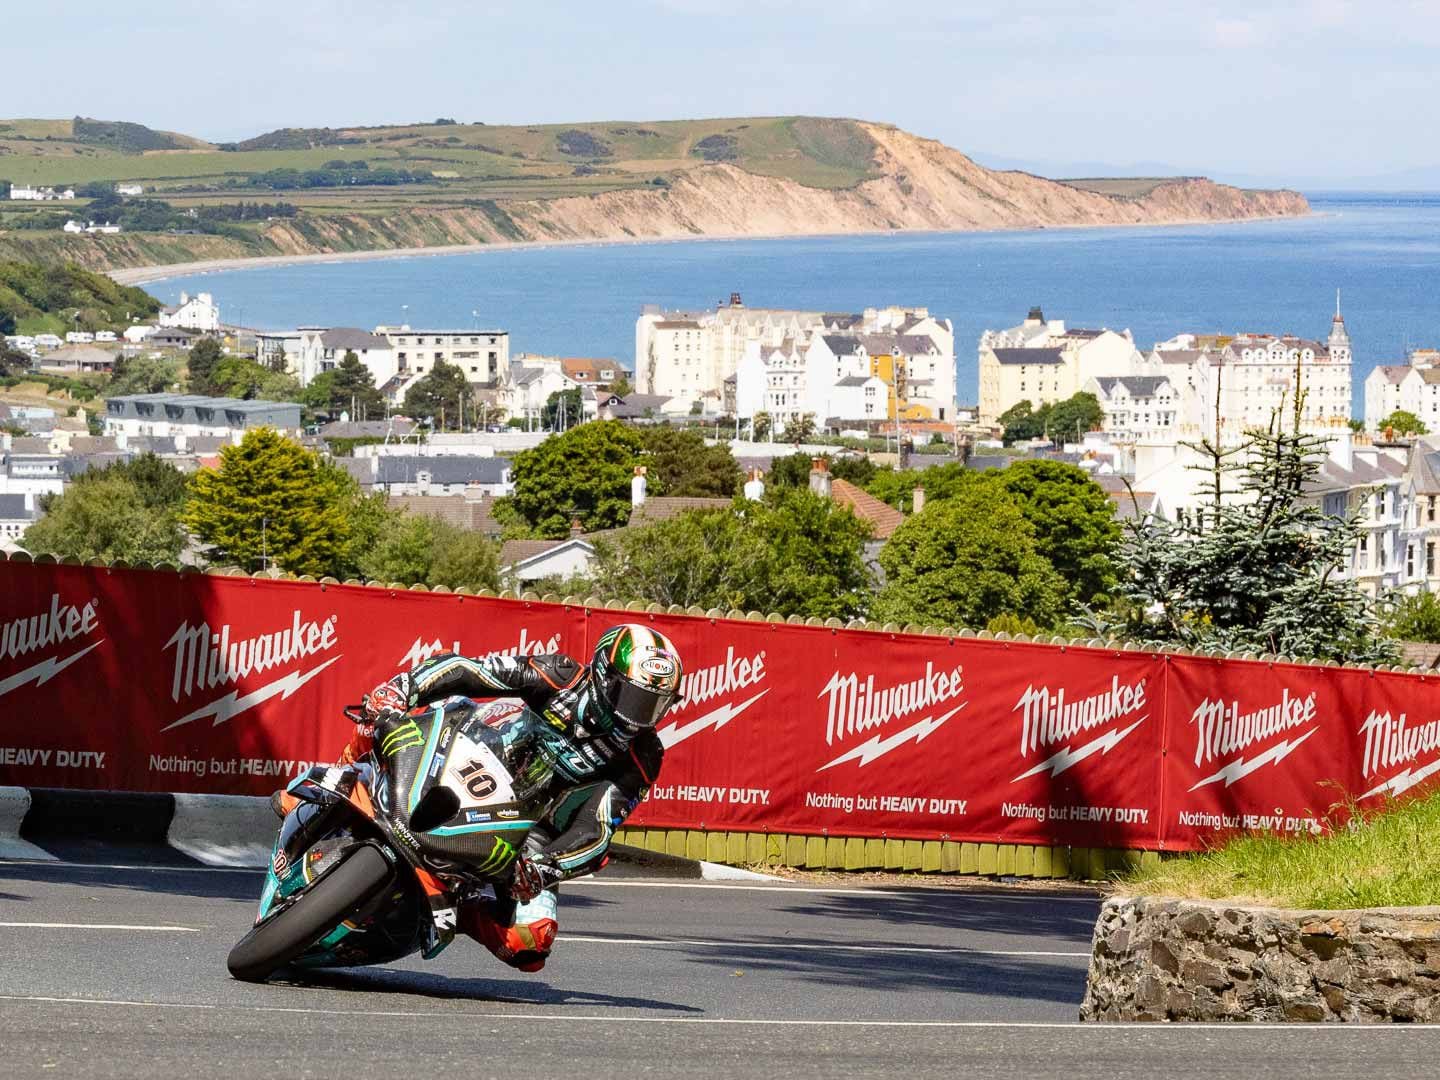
[317,623,681,973]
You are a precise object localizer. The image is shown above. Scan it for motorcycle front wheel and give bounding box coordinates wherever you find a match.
[227,843,394,982]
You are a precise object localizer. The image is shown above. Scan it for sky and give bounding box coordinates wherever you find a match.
[2,1,1436,187]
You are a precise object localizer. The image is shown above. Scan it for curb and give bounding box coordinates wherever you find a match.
[2,787,777,880]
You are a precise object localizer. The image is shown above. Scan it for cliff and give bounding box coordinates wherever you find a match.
[2,122,1308,275]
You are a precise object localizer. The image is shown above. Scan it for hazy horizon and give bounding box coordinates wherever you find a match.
[3,2,1436,188]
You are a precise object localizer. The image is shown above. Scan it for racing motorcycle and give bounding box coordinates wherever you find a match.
[227,696,558,982]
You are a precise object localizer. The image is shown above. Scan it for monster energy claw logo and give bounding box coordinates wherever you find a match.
[381,720,424,755]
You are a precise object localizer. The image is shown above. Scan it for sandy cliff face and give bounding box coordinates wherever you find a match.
[4,123,1309,273]
[260,123,1305,253]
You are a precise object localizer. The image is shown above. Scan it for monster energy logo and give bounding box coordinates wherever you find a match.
[381,720,424,755]
[478,837,515,874]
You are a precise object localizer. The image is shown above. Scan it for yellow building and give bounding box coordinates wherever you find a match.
[867,352,935,420]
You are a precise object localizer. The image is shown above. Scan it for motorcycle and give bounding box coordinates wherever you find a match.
[226,696,558,982]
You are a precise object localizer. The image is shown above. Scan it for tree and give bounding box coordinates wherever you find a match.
[872,487,1069,630]
[992,459,1120,607]
[184,428,363,577]
[108,354,180,396]
[506,420,645,538]
[751,411,772,441]
[779,413,817,443]
[0,309,15,336]
[23,472,185,563]
[998,400,1045,445]
[1,344,30,376]
[208,355,301,401]
[1044,392,1104,443]
[331,350,385,420]
[1382,410,1428,436]
[185,337,224,394]
[358,512,501,592]
[402,359,471,429]
[1104,414,1397,664]
[640,427,741,498]
[542,387,584,432]
[864,460,983,511]
[587,490,873,618]
[607,375,634,398]
[1383,592,1440,644]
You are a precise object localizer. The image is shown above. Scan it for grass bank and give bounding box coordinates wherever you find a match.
[1121,793,1440,909]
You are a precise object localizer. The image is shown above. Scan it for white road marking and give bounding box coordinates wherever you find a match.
[561,934,1088,957]
[0,922,200,932]
[0,859,1100,901]
[0,994,1436,1031]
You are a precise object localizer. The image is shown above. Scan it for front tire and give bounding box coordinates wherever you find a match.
[227,844,394,982]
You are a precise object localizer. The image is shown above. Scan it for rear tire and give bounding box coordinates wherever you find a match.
[227,844,394,982]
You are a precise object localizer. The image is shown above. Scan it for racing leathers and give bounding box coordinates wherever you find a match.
[347,650,665,972]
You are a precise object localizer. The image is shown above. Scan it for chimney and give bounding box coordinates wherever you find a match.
[808,457,831,499]
[912,486,925,515]
[743,467,765,502]
[570,518,584,539]
[631,465,648,507]
[416,469,431,495]
[730,292,743,308]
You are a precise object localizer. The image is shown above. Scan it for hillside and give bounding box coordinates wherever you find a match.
[0,260,160,335]
[0,115,1310,274]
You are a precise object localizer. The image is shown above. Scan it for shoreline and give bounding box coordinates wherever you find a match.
[107,211,1316,288]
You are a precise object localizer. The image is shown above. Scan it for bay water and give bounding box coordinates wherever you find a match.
[149,192,1440,414]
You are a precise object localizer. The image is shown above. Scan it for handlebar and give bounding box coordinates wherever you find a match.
[343,704,369,725]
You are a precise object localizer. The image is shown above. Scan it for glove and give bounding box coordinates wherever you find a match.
[510,855,559,902]
[361,675,411,722]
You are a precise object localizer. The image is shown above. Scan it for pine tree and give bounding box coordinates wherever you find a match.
[1106,400,1397,665]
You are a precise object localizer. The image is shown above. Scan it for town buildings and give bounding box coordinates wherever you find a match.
[977,307,1143,422]
[293,327,397,388]
[373,325,510,386]
[637,296,957,427]
[103,393,303,437]
[159,292,221,333]
[1364,349,1440,432]
[8,185,74,201]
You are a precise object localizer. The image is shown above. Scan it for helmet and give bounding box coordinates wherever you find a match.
[590,624,683,736]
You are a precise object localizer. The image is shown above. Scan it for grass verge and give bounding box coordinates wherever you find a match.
[1120,792,1440,909]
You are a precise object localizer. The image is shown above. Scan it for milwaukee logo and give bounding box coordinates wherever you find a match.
[1188,689,1318,791]
[400,628,561,670]
[657,647,768,749]
[1011,676,1148,782]
[814,663,966,771]
[1,594,99,662]
[161,611,340,731]
[1359,711,1440,799]
[0,594,104,701]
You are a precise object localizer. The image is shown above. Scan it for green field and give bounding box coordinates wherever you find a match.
[0,115,883,197]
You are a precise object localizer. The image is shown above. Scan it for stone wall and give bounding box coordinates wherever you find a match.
[1081,896,1440,1022]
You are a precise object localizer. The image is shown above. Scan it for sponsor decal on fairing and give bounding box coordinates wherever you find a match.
[1010,675,1148,783]
[814,662,966,771]
[0,593,104,700]
[162,610,340,730]
[1359,710,1440,799]
[1187,688,1318,791]
[656,646,768,748]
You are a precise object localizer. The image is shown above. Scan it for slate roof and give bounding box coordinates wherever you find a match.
[319,420,416,439]
[320,328,391,352]
[0,493,35,521]
[499,538,591,568]
[829,478,904,540]
[1094,376,1171,398]
[371,455,511,486]
[1375,365,1412,385]
[821,335,866,356]
[990,347,1064,366]
[603,394,672,419]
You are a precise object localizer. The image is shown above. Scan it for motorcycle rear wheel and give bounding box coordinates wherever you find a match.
[227,843,394,982]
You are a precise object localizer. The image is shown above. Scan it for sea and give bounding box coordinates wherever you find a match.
[148,192,1440,415]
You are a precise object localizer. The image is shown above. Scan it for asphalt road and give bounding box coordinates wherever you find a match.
[2,858,1438,1079]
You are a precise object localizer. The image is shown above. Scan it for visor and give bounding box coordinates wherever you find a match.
[604,672,676,731]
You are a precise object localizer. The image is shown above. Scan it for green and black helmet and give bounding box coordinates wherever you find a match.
[590,624,684,736]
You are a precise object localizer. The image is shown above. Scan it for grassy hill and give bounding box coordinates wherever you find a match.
[0,260,160,335]
[0,115,881,199]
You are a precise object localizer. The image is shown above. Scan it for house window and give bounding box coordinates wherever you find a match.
[1430,496,1436,523]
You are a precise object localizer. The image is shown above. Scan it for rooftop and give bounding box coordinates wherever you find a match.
[990,347,1065,366]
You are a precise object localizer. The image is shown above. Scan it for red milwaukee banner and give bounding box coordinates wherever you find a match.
[2,559,1438,851]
